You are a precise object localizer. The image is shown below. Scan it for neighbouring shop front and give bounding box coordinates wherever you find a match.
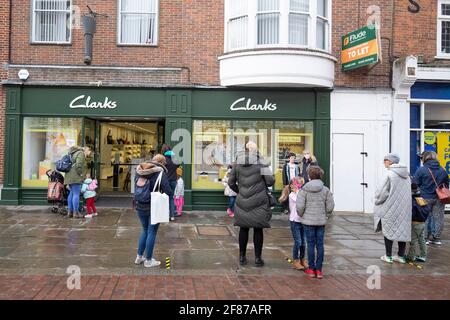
[409,82,450,177]
[1,85,330,210]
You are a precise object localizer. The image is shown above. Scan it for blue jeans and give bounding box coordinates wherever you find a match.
[67,184,82,213]
[169,180,177,218]
[304,225,325,271]
[290,221,306,260]
[137,210,160,259]
[228,196,236,211]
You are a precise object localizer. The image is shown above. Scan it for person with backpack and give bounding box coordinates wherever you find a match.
[63,146,90,219]
[81,173,98,218]
[414,151,449,246]
[134,154,173,268]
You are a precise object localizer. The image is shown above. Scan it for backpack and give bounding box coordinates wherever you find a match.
[56,153,74,173]
[87,179,98,191]
[134,175,151,203]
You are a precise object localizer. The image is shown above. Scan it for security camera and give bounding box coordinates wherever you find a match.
[18,69,30,81]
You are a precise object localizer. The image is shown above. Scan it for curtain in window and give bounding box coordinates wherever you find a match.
[34,0,71,42]
[121,0,157,44]
[257,0,280,45]
[289,0,309,45]
[228,0,248,50]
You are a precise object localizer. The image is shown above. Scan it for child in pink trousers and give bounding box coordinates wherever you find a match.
[174,166,184,216]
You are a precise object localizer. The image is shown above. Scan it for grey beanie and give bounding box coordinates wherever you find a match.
[384,153,400,164]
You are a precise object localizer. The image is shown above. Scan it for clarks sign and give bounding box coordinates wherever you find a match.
[69,95,118,109]
[230,97,277,111]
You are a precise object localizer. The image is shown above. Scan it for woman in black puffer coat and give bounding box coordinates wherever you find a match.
[228,141,275,267]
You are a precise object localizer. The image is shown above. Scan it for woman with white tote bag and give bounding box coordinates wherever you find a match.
[133,154,173,268]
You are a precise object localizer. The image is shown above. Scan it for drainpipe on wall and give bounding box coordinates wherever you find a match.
[82,14,96,65]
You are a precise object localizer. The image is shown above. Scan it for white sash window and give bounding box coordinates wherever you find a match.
[119,0,159,45]
[438,0,450,57]
[32,0,72,43]
[227,0,249,50]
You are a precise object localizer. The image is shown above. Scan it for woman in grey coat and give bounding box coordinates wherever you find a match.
[374,153,412,264]
[228,141,275,267]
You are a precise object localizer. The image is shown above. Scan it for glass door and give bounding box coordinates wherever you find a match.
[83,118,99,187]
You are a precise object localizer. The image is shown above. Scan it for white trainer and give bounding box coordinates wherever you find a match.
[85,214,94,218]
[93,212,98,217]
[144,258,161,268]
[393,255,406,264]
[134,255,146,265]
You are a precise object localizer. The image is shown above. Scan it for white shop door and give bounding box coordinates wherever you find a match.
[332,133,365,212]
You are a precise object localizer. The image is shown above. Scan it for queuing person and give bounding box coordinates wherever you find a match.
[299,150,318,183]
[281,153,300,214]
[134,154,173,268]
[296,166,334,279]
[161,144,179,222]
[279,176,307,270]
[174,166,185,216]
[374,153,412,264]
[413,151,449,245]
[228,141,275,267]
[65,146,90,219]
[406,182,431,263]
[223,164,237,218]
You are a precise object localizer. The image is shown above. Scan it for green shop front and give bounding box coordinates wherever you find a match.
[1,85,330,210]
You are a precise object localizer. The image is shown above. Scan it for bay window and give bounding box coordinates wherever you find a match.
[118,0,159,45]
[32,0,72,43]
[225,0,331,52]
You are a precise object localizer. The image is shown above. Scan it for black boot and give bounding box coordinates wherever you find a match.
[255,257,265,267]
[239,254,247,266]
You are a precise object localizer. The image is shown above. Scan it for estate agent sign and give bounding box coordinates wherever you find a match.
[341,25,381,71]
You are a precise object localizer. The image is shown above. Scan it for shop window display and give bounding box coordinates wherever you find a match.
[192,120,314,190]
[22,117,82,187]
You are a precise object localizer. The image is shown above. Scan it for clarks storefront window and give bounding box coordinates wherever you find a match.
[192,119,314,190]
[22,117,82,187]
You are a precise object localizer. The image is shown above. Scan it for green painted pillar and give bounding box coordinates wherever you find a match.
[1,86,22,204]
[314,90,331,187]
[165,90,193,210]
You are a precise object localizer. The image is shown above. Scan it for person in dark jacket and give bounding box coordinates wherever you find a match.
[413,151,449,245]
[228,141,275,267]
[406,182,431,262]
[134,154,173,268]
[161,144,179,221]
[281,153,300,214]
[299,150,318,183]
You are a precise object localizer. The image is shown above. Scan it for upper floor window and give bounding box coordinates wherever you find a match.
[438,0,450,57]
[32,0,72,43]
[225,0,331,52]
[118,0,159,45]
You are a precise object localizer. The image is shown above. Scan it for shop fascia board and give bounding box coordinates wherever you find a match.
[416,66,450,81]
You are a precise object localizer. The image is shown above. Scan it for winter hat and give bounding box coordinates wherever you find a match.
[384,153,400,164]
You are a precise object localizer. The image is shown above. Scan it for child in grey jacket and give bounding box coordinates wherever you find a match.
[296,166,334,279]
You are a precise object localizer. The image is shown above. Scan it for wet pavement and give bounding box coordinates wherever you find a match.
[0,206,449,276]
[0,206,449,299]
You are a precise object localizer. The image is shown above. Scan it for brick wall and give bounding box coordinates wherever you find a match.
[10,0,223,86]
[0,0,10,184]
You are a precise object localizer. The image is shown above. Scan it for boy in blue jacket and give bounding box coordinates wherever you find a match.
[406,183,431,262]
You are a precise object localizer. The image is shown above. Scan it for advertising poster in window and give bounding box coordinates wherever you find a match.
[437,132,450,177]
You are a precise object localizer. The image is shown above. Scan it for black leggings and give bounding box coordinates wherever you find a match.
[384,237,406,257]
[239,227,263,258]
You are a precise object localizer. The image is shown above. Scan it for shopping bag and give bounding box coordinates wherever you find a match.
[48,181,64,201]
[150,171,170,225]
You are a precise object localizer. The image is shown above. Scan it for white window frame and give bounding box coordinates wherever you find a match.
[437,0,450,58]
[224,0,332,53]
[255,0,281,47]
[288,0,311,48]
[225,0,249,51]
[117,0,160,46]
[31,0,72,44]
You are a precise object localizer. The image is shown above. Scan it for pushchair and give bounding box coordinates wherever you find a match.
[46,169,67,214]
[46,170,86,215]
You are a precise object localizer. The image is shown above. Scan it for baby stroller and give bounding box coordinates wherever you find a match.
[46,170,68,214]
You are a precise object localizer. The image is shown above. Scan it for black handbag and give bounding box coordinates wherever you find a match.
[262,175,276,209]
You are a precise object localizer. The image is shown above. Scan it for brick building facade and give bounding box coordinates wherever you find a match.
[0,1,446,211]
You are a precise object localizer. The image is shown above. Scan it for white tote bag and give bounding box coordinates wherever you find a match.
[150,171,170,225]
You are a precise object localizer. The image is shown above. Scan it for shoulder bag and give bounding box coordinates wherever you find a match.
[428,168,450,204]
